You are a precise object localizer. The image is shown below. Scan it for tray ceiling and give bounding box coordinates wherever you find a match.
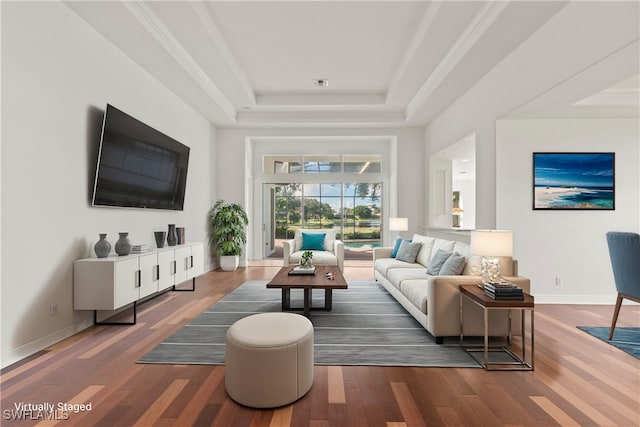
[65,1,636,128]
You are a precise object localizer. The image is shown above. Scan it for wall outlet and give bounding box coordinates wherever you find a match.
[554,277,561,287]
[49,304,58,316]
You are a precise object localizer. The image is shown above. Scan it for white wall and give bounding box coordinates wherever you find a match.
[216,127,425,262]
[425,1,639,229]
[1,2,216,368]
[424,1,638,303]
[497,119,639,303]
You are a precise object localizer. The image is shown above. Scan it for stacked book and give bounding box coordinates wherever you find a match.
[131,244,154,254]
[484,282,524,300]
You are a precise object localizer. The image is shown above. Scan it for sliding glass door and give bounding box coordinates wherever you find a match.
[268,182,381,259]
[263,154,383,260]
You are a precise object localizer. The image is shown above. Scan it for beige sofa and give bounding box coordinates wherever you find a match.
[374,233,530,343]
[283,229,345,272]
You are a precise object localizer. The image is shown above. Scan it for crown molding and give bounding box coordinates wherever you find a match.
[386,2,441,104]
[190,2,256,106]
[405,1,509,120]
[122,1,237,121]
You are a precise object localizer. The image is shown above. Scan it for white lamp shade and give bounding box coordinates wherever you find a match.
[389,217,408,232]
[470,230,513,257]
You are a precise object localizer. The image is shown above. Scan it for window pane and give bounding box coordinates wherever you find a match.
[342,183,381,247]
[303,155,341,173]
[263,156,302,174]
[303,183,320,197]
[302,183,340,229]
[274,184,302,239]
[343,155,381,173]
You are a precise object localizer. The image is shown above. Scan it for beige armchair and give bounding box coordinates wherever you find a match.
[283,229,344,272]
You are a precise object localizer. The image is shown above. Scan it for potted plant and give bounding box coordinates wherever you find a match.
[208,199,249,271]
[300,250,313,269]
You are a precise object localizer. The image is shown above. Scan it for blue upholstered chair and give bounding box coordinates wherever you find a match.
[605,231,640,340]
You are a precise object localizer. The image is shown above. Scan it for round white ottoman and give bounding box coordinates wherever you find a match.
[225,312,314,408]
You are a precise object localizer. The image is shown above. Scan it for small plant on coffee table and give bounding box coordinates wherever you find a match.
[300,250,313,268]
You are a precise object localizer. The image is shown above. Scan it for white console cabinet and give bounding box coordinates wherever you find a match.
[74,242,204,324]
[173,243,204,288]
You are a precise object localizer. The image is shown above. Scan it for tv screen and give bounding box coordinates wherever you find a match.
[92,104,190,210]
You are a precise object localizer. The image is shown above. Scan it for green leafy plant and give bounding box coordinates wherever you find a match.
[300,250,314,268]
[208,200,249,256]
[301,250,313,264]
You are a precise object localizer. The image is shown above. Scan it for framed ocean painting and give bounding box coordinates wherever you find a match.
[533,152,615,210]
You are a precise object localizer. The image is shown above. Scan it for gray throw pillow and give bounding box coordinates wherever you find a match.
[395,240,422,263]
[438,253,466,275]
[426,249,452,275]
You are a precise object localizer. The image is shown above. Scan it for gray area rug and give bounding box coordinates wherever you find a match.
[138,281,479,367]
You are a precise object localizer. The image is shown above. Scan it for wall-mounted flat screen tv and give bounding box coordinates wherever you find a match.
[92,104,190,210]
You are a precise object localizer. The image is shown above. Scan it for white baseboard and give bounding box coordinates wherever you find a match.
[534,294,621,304]
[1,318,93,370]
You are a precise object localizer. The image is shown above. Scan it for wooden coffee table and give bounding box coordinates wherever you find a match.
[266,265,348,317]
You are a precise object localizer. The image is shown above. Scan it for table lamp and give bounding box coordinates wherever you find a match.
[470,230,513,285]
[389,217,408,241]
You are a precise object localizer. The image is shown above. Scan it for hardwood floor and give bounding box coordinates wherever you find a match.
[2,261,638,426]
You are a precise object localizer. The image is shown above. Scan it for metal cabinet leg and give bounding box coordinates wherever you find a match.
[94,301,137,325]
[173,277,196,292]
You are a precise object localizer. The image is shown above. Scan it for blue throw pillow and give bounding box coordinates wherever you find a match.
[301,232,326,251]
[391,237,405,258]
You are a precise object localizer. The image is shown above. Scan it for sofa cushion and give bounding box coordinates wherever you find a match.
[301,232,326,251]
[395,240,422,263]
[374,258,424,276]
[294,229,335,253]
[426,249,452,275]
[430,239,456,262]
[398,280,429,313]
[289,250,337,266]
[438,253,466,275]
[452,242,471,258]
[412,234,435,267]
[387,268,430,290]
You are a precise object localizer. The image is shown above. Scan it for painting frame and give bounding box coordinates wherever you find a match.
[532,152,615,211]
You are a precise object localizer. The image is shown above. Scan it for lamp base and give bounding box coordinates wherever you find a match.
[480,256,501,285]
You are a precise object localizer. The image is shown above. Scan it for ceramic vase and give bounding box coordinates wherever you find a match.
[177,227,185,245]
[94,233,111,258]
[154,231,166,248]
[167,224,178,246]
[115,232,132,256]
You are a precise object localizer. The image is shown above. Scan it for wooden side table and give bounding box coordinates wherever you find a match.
[459,284,534,370]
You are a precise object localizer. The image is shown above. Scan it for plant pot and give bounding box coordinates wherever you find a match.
[220,255,239,272]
